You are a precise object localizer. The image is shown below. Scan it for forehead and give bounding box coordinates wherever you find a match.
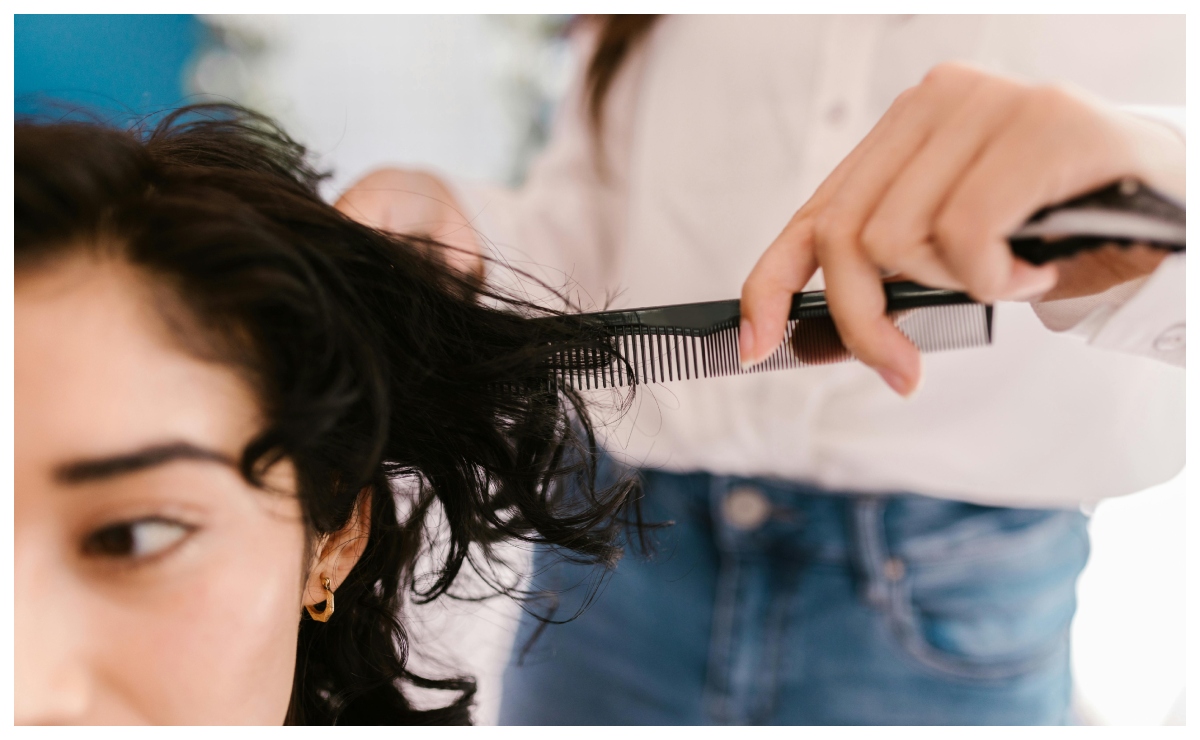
[15,255,263,472]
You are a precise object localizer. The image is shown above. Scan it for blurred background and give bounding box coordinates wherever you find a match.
[14,14,1185,726]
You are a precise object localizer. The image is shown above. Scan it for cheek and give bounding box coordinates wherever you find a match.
[102,506,307,724]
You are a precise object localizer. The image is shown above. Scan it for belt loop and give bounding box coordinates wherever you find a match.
[849,495,890,609]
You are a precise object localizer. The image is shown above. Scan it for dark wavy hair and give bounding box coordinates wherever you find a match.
[15,104,638,724]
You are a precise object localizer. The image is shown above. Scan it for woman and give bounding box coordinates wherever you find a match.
[338,15,1184,724]
[14,104,637,724]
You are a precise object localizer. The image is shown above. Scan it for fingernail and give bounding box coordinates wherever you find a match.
[1003,266,1059,302]
[878,367,915,397]
[739,318,756,370]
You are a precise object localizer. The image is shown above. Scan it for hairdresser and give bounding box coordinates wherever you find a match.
[337,16,1184,725]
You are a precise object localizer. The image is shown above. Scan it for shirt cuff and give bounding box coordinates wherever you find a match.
[1122,104,1185,141]
[1030,253,1185,366]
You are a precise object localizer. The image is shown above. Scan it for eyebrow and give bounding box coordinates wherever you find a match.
[54,442,237,484]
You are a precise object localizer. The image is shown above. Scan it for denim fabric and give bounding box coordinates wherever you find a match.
[498,462,1090,725]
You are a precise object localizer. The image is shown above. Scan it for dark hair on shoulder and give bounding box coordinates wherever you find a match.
[15,103,638,725]
[585,14,659,136]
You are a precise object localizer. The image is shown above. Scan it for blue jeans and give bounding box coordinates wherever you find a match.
[499,461,1090,725]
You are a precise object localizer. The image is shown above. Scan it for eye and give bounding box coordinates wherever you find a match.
[82,518,194,561]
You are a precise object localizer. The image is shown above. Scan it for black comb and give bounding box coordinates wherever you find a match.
[545,180,1184,390]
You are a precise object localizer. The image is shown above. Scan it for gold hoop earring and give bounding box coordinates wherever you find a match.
[305,576,335,622]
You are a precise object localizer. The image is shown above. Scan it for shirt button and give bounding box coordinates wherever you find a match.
[1153,322,1185,353]
[722,486,772,531]
[824,101,848,127]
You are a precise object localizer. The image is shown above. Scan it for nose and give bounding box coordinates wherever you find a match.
[16,547,92,724]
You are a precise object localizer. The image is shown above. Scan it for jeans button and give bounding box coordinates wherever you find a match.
[722,486,772,531]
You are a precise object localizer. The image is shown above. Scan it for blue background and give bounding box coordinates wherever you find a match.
[15,14,205,119]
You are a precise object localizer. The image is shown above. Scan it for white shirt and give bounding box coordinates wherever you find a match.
[454,15,1185,508]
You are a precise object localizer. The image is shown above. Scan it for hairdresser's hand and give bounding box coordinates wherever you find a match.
[740,62,1185,396]
[336,168,484,282]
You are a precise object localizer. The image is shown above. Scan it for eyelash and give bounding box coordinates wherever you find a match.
[81,517,197,563]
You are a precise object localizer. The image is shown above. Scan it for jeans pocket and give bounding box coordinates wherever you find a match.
[879,506,1090,682]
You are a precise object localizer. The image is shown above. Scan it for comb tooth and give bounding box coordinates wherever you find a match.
[630,331,637,385]
[787,329,796,365]
[731,325,740,375]
[610,335,618,387]
[691,331,700,378]
[672,332,682,381]
[616,335,623,387]
[678,333,686,380]
[660,331,670,382]
[615,337,622,387]
[643,330,653,384]
[642,330,651,384]
[645,330,655,384]
[662,331,671,382]
[634,330,642,384]
[628,331,638,386]
[779,320,791,369]
[645,330,653,384]
[614,332,623,387]
[640,329,650,384]
[657,330,665,383]
[657,330,666,382]
[656,331,667,382]
[667,331,676,381]
[659,330,667,382]
[597,344,603,388]
[726,325,736,376]
[624,331,633,386]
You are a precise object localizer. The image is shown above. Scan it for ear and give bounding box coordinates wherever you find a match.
[302,490,372,613]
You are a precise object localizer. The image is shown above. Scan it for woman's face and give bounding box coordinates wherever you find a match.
[16,255,308,724]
